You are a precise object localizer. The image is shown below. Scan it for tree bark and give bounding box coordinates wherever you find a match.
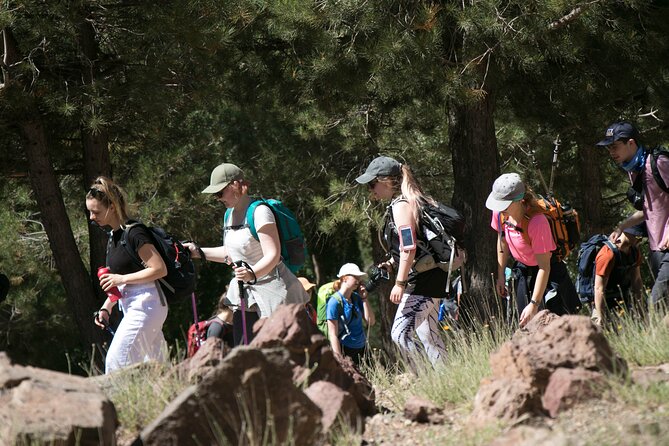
[20,118,102,347]
[78,11,113,285]
[449,91,502,323]
[576,137,605,235]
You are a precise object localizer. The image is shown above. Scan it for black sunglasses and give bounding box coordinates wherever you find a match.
[88,187,105,200]
[367,179,378,189]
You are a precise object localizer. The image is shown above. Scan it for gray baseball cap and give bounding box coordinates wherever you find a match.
[202,163,244,194]
[485,173,526,212]
[355,156,401,184]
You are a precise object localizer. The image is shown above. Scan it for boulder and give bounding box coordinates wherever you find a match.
[403,396,445,424]
[516,309,561,336]
[490,426,570,446]
[491,316,627,387]
[471,378,543,422]
[304,381,361,433]
[541,367,606,417]
[136,347,322,446]
[630,363,669,388]
[0,352,117,446]
[474,315,626,421]
[250,303,376,416]
[178,337,230,382]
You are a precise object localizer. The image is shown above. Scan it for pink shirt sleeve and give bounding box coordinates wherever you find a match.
[490,211,500,231]
[527,214,556,254]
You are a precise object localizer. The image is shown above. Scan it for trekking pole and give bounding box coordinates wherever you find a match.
[548,135,560,197]
[233,260,255,345]
[191,292,202,349]
[530,148,550,195]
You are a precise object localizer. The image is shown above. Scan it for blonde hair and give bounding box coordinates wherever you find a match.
[383,164,436,228]
[86,176,130,224]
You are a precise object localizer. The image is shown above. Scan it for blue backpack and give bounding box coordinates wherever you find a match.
[575,234,620,304]
[224,198,307,273]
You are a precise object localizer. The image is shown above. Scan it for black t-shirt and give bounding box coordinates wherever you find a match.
[106,224,154,275]
[382,200,451,299]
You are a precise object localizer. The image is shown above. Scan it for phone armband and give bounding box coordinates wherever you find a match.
[398,225,416,251]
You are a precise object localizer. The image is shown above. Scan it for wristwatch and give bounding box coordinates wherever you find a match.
[528,299,539,306]
[395,279,408,287]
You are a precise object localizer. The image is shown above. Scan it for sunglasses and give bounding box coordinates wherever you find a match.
[367,179,378,189]
[88,187,105,200]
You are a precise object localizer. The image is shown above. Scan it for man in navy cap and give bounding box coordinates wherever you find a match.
[596,122,669,308]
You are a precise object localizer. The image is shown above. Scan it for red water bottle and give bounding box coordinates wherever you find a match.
[97,267,122,302]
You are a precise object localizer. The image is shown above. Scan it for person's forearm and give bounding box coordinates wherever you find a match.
[616,211,644,232]
[328,327,342,355]
[249,253,281,279]
[497,237,509,277]
[531,266,550,304]
[122,265,166,285]
[200,246,229,263]
[594,282,605,313]
[396,249,415,282]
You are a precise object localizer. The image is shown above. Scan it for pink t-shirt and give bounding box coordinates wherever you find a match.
[629,153,669,251]
[491,212,556,266]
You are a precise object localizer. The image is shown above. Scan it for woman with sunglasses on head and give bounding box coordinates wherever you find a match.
[325,263,375,366]
[184,163,308,345]
[356,156,449,367]
[486,173,579,328]
[86,177,168,374]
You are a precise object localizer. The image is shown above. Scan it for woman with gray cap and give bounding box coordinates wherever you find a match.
[486,173,579,327]
[356,156,448,366]
[185,163,308,345]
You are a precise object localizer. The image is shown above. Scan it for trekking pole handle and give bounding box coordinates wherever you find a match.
[548,135,560,196]
[232,260,257,285]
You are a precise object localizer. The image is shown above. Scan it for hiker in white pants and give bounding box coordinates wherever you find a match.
[87,176,169,374]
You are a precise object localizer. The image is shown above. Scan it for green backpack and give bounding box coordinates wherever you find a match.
[315,281,342,339]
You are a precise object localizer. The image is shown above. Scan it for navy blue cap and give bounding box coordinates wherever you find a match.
[623,223,647,238]
[596,122,639,147]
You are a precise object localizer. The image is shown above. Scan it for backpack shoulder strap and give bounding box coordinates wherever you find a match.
[246,199,266,241]
[121,221,148,268]
[602,239,621,265]
[649,146,669,193]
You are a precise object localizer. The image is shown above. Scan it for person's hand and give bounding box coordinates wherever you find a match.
[183,242,201,259]
[658,231,669,251]
[358,284,369,300]
[609,227,623,243]
[519,302,538,327]
[98,273,124,292]
[94,308,110,329]
[379,259,394,273]
[591,308,603,327]
[496,275,507,298]
[233,264,255,283]
[389,285,404,304]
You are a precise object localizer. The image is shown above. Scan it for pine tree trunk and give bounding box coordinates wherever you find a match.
[20,118,103,347]
[448,92,502,323]
[78,12,113,289]
[577,137,604,235]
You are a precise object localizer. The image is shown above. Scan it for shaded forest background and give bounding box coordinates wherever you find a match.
[1,0,668,372]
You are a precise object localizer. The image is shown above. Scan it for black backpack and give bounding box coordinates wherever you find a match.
[122,222,196,304]
[417,201,467,263]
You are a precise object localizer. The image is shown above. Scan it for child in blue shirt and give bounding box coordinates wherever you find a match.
[326,263,375,365]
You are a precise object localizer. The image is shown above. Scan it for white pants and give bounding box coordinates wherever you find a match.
[391,293,446,367]
[106,282,168,374]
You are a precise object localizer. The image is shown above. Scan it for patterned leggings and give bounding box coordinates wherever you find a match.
[391,293,446,367]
